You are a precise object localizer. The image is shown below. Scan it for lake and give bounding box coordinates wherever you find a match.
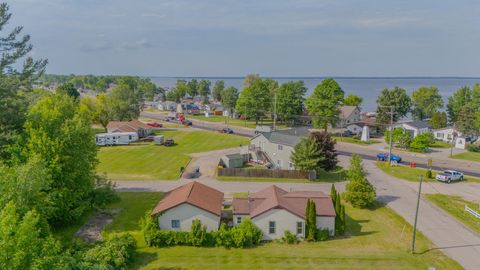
[149,77,480,112]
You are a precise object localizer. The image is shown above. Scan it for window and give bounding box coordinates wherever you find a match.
[296,222,303,235]
[129,135,132,140]
[278,144,283,150]
[277,160,283,167]
[288,162,294,169]
[437,132,444,139]
[171,220,180,228]
[236,216,242,224]
[269,221,276,234]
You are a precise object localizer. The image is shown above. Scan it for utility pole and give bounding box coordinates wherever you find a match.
[379,105,395,164]
[273,92,277,131]
[411,175,423,254]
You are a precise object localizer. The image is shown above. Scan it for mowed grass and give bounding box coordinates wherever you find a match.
[430,140,452,148]
[333,136,381,145]
[102,193,461,270]
[97,130,248,180]
[425,194,480,235]
[452,151,480,163]
[375,162,480,183]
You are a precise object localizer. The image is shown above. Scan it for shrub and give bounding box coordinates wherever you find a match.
[91,175,118,209]
[467,144,480,152]
[231,218,263,248]
[190,219,208,246]
[410,133,434,152]
[282,230,298,244]
[83,234,137,269]
[315,229,330,241]
[426,169,433,179]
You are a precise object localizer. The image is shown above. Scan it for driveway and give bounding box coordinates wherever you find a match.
[364,159,480,270]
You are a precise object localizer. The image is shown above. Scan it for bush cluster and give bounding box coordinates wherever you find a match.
[142,213,263,249]
[82,234,137,269]
[467,144,480,152]
[282,230,298,244]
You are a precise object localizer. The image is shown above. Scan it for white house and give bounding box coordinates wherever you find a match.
[337,106,361,128]
[95,132,138,146]
[393,120,430,138]
[433,127,462,143]
[232,185,336,240]
[158,101,177,111]
[250,128,309,170]
[107,120,152,138]
[151,181,224,231]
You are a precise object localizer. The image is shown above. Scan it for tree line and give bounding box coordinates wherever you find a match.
[0,3,135,268]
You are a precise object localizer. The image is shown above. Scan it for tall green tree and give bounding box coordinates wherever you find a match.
[311,132,338,171]
[212,80,225,101]
[330,184,337,207]
[243,74,260,88]
[429,111,448,129]
[343,154,376,209]
[456,105,478,135]
[0,3,47,159]
[447,86,472,123]
[109,82,142,121]
[198,79,211,103]
[305,78,344,131]
[375,87,411,126]
[25,94,98,226]
[187,79,198,97]
[343,94,363,106]
[411,86,443,120]
[384,127,412,148]
[236,78,272,123]
[306,199,317,241]
[276,81,306,122]
[56,82,79,99]
[291,137,323,172]
[220,86,239,117]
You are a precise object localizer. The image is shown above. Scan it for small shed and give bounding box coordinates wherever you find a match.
[154,135,164,145]
[221,154,245,168]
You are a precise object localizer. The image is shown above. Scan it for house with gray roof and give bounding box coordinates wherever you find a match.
[337,106,361,128]
[250,128,308,170]
[393,120,431,138]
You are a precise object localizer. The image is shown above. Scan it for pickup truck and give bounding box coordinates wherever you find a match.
[436,170,464,183]
[376,153,402,163]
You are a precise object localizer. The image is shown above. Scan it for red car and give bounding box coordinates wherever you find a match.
[177,115,185,121]
[146,122,162,128]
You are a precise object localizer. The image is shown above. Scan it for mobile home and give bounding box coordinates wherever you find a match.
[95,132,138,146]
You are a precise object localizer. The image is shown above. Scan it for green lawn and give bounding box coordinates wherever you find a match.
[218,168,346,183]
[375,162,480,183]
[189,115,286,129]
[452,151,480,163]
[333,136,381,145]
[97,130,248,180]
[425,194,480,234]
[431,140,452,148]
[100,192,461,270]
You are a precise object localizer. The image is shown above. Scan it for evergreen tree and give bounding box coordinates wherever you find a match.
[330,184,337,207]
[304,199,311,239]
[291,137,324,172]
[335,193,342,235]
[212,80,225,101]
[340,204,346,235]
[344,155,376,209]
[307,199,317,241]
[57,82,79,99]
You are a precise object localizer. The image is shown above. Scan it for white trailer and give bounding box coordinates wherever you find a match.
[95,132,138,146]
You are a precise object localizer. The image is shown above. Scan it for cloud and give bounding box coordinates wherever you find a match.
[79,42,113,52]
[355,16,420,29]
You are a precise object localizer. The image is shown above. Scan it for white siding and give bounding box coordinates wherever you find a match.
[251,134,294,170]
[157,203,220,231]
[316,216,335,236]
[252,209,305,240]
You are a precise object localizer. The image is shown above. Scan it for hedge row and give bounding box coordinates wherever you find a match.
[141,213,263,248]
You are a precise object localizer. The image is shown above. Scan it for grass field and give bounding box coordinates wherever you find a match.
[425,194,480,234]
[332,136,381,145]
[97,130,248,180]
[101,192,462,270]
[452,152,480,163]
[375,162,480,183]
[218,168,346,183]
[431,140,452,148]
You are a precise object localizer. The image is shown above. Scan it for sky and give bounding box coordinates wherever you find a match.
[8,0,480,77]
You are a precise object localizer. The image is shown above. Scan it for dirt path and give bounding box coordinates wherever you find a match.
[75,209,120,243]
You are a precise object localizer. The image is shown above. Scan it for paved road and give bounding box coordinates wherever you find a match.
[365,159,480,270]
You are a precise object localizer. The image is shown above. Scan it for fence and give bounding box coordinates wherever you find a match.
[217,168,316,180]
[465,205,480,219]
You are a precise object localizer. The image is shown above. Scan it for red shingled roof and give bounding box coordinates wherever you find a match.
[151,181,224,216]
[232,185,335,219]
[107,120,150,132]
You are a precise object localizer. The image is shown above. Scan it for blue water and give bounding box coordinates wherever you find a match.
[149,77,480,112]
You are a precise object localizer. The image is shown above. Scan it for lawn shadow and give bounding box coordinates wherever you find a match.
[416,243,480,255]
[341,215,377,238]
[376,195,399,205]
[133,251,163,269]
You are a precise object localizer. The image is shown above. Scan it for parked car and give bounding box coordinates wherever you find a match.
[220,127,234,134]
[436,170,464,183]
[165,116,175,121]
[164,139,175,146]
[177,114,186,121]
[376,152,402,163]
[146,122,162,127]
[182,120,192,126]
